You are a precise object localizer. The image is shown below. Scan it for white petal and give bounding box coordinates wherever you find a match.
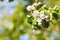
[26,5,35,11]
[40,11,45,19]
[31,6,35,10]
[26,5,32,11]
[32,3,38,7]
[38,2,41,5]
[38,22,41,26]
[36,18,42,22]
[45,16,48,18]
[32,10,39,18]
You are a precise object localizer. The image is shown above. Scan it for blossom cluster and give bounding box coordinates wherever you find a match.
[26,2,59,31]
[26,2,49,28]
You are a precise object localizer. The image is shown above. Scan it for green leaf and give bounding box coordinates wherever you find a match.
[9,0,14,2]
[26,23,31,28]
[36,4,44,10]
[52,13,59,20]
[41,4,48,10]
[42,19,49,28]
[27,16,34,24]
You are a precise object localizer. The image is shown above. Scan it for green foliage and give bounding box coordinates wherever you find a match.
[0,0,3,1]
[36,32,45,40]
[36,4,44,10]
[28,16,34,24]
[9,0,14,2]
[52,13,58,20]
[42,19,49,28]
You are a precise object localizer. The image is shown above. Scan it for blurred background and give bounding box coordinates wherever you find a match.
[0,0,60,40]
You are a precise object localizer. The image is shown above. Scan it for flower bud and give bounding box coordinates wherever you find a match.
[26,5,35,11]
[32,2,41,7]
[38,22,42,26]
[32,3,38,7]
[38,2,41,5]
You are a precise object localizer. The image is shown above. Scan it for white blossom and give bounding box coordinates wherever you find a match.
[38,2,41,5]
[32,3,38,7]
[32,2,41,7]
[31,6,35,10]
[40,11,45,19]
[32,10,39,18]
[36,18,42,23]
[45,15,49,18]
[26,5,35,11]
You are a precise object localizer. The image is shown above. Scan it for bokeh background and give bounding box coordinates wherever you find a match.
[0,0,60,40]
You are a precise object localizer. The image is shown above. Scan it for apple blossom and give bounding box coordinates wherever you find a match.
[32,2,41,7]
[38,2,41,5]
[45,15,49,18]
[26,5,35,11]
[26,2,55,30]
[32,10,39,18]
[36,18,42,23]
[40,11,45,19]
[32,3,38,7]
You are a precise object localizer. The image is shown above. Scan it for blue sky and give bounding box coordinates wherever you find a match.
[0,0,16,16]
